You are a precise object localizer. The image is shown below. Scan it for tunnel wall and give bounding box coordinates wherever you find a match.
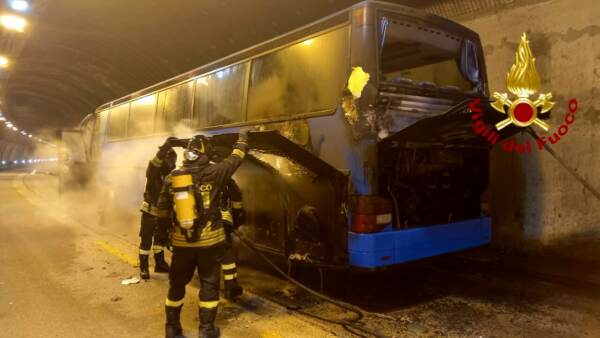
[0,140,30,164]
[457,0,600,261]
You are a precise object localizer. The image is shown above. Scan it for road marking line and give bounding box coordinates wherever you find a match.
[95,240,139,267]
[12,174,44,207]
[260,331,284,338]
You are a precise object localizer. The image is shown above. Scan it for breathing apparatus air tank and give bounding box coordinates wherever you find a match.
[171,170,197,230]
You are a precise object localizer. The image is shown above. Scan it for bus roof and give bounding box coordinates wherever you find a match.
[96,1,480,112]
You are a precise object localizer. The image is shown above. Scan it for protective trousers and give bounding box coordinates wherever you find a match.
[221,242,238,282]
[139,212,168,254]
[165,245,222,333]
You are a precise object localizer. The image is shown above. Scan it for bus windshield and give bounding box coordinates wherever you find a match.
[379,14,481,93]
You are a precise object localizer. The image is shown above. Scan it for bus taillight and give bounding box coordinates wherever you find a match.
[351,196,393,233]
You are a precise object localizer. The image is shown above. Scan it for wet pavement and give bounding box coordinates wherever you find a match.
[1,169,599,337]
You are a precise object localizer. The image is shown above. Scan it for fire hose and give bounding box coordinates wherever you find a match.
[527,128,600,201]
[232,230,389,338]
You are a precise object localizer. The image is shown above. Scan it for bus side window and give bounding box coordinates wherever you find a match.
[194,62,248,129]
[128,94,157,138]
[156,81,194,133]
[247,26,349,121]
[108,103,130,140]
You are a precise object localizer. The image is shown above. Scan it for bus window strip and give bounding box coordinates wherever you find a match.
[104,107,340,143]
[96,18,351,112]
[105,24,351,142]
[101,22,350,113]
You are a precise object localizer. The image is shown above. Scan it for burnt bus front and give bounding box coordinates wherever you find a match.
[346,2,492,268]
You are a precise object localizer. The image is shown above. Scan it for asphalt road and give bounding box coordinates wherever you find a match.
[0,170,340,338]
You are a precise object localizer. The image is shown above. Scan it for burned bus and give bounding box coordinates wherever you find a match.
[72,1,496,269]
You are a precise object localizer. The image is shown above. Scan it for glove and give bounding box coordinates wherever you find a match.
[157,137,177,157]
[161,137,177,150]
[171,138,190,148]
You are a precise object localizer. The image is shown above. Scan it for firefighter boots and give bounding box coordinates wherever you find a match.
[165,305,183,338]
[154,251,170,273]
[223,280,243,300]
[139,254,150,280]
[199,308,220,338]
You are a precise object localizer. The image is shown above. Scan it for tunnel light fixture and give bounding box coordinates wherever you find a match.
[1,160,5,165]
[137,94,156,106]
[197,77,208,87]
[10,0,30,12]
[1,14,27,32]
[0,111,57,147]
[302,39,314,46]
[0,56,9,68]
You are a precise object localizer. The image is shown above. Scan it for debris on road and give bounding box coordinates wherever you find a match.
[120,277,140,285]
[111,296,123,302]
[407,323,428,335]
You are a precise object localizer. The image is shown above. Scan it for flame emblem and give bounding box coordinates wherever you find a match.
[492,33,554,131]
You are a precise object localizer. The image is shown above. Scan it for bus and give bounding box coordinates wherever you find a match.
[70,0,498,270]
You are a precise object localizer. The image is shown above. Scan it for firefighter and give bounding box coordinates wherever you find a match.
[211,147,245,300]
[138,137,178,280]
[156,131,249,338]
[220,179,245,300]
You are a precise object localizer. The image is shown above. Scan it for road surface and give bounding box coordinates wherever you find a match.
[0,170,340,338]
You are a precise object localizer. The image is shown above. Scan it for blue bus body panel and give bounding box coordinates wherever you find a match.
[348,217,491,268]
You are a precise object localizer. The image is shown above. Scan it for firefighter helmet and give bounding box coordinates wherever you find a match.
[185,135,212,161]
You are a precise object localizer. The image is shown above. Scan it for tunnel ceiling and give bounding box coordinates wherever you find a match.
[1,0,438,132]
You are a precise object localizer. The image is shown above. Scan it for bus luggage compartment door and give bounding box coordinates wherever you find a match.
[212,131,348,265]
[362,99,520,268]
[378,98,520,228]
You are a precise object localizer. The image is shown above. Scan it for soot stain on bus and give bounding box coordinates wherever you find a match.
[60,1,517,271]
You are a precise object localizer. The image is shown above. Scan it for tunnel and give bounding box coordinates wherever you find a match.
[0,1,599,337]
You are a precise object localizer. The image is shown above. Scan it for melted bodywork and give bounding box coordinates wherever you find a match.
[211,131,349,265]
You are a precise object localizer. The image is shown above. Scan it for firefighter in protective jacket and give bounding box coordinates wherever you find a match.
[138,137,178,280]
[211,146,245,300]
[156,131,249,338]
[219,178,245,299]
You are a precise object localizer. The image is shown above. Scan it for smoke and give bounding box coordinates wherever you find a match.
[56,122,200,239]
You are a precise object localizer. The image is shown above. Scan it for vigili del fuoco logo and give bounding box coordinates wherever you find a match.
[469,33,578,153]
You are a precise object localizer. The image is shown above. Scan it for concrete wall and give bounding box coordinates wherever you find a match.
[457,0,600,260]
